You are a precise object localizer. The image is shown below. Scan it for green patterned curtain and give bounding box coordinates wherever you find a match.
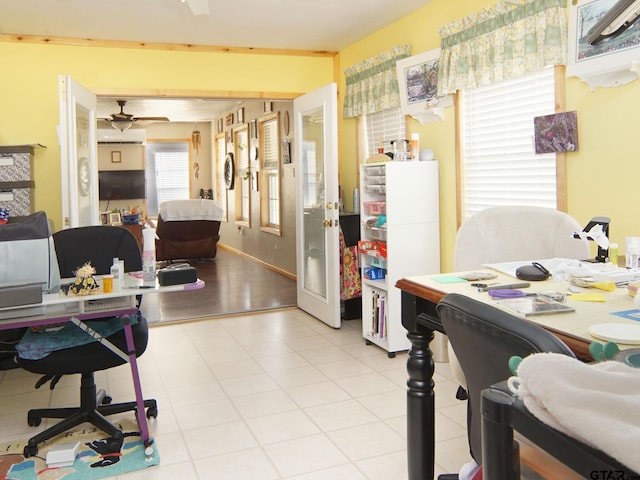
[343,45,411,118]
[437,0,567,95]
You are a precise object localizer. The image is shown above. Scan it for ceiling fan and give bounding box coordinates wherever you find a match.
[100,100,170,132]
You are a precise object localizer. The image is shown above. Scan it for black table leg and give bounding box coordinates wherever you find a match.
[406,329,435,480]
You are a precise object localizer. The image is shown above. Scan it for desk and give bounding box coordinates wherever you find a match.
[0,275,204,455]
[396,270,639,480]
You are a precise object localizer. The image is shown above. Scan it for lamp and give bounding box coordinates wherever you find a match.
[588,0,640,45]
[111,119,133,132]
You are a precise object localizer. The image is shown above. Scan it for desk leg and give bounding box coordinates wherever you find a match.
[406,329,435,480]
[121,316,154,454]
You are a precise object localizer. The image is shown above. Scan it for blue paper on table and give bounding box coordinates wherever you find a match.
[610,309,640,322]
[433,275,467,284]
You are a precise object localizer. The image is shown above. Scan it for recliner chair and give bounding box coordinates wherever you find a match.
[435,293,575,479]
[16,226,157,457]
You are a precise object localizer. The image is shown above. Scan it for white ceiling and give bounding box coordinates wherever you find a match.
[2,0,431,122]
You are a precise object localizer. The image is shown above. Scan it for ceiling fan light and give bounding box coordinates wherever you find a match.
[112,119,133,132]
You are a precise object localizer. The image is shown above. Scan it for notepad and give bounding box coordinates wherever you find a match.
[497,295,575,317]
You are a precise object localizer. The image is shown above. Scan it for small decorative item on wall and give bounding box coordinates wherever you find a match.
[225,113,234,126]
[396,48,453,123]
[264,101,272,113]
[226,130,233,144]
[250,119,258,139]
[282,110,290,136]
[534,111,579,154]
[568,0,640,88]
[237,107,245,124]
[217,118,224,133]
[109,212,122,225]
[111,151,121,163]
[224,152,235,190]
[282,138,291,164]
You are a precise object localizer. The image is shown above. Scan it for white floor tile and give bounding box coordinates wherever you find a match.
[263,434,348,477]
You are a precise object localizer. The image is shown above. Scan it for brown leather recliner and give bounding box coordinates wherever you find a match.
[155,214,221,261]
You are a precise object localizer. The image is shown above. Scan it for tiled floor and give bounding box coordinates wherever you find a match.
[0,309,473,479]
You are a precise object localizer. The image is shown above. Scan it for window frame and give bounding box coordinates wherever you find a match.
[259,112,282,235]
[455,65,568,228]
[214,132,228,222]
[233,125,250,227]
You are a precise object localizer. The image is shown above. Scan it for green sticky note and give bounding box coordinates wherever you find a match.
[433,275,467,284]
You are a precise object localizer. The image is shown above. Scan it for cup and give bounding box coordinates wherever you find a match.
[625,236,640,269]
[102,274,114,293]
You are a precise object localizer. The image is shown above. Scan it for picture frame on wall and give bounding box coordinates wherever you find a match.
[567,0,640,89]
[237,107,245,124]
[396,48,453,123]
[250,119,258,139]
[111,151,121,163]
[264,101,272,113]
[217,118,224,133]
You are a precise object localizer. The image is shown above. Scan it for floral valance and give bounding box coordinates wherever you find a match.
[343,45,411,118]
[437,0,567,95]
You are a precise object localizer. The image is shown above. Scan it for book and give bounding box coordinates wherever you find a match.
[497,295,575,317]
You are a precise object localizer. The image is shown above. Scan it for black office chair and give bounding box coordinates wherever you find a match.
[435,293,575,479]
[16,226,157,457]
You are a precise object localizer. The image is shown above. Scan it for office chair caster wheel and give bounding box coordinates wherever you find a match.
[24,444,38,458]
[102,395,112,405]
[387,352,396,358]
[146,406,158,419]
[27,415,41,427]
[365,339,372,345]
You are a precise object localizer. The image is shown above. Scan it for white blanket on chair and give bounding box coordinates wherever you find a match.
[159,199,223,221]
[513,352,640,473]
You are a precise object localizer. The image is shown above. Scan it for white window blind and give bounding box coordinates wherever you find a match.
[460,68,556,221]
[155,151,189,205]
[365,108,405,158]
[262,119,278,169]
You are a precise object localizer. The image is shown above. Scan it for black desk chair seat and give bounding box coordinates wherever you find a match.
[435,293,575,479]
[16,226,157,458]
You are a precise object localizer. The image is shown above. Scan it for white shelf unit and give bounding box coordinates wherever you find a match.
[359,161,440,356]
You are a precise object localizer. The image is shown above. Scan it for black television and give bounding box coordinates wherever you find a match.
[98,170,146,201]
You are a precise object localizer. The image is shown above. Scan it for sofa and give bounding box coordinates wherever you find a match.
[155,199,223,262]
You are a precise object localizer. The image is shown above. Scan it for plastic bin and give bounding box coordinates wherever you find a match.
[364,201,386,215]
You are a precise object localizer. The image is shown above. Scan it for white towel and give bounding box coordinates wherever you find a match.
[511,353,640,473]
[159,199,223,221]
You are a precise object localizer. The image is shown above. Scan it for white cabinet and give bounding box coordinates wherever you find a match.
[359,161,440,356]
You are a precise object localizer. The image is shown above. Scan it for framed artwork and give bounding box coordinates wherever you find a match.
[111,151,121,163]
[237,107,245,124]
[282,111,290,136]
[264,101,272,113]
[226,130,233,144]
[568,0,640,88]
[217,118,223,133]
[109,212,121,225]
[396,48,453,123]
[282,139,291,164]
[250,119,258,139]
[534,111,579,154]
[100,212,110,225]
[225,113,234,126]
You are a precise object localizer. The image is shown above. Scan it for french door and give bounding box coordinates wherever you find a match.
[294,83,341,328]
[59,75,99,228]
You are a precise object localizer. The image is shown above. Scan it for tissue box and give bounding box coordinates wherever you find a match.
[157,265,197,286]
[363,267,386,280]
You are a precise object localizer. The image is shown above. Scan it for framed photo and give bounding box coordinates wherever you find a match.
[568,0,640,88]
[100,212,110,225]
[217,118,223,133]
[264,101,272,113]
[237,107,245,124]
[250,119,258,139]
[396,48,453,123]
[225,113,234,126]
[109,212,121,225]
[282,139,291,164]
[111,151,121,163]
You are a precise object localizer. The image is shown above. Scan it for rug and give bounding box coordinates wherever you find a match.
[0,419,160,480]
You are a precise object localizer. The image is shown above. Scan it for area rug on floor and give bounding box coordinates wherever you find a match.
[0,419,160,480]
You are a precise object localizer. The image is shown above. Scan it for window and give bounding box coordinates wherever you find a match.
[459,67,558,222]
[145,142,189,217]
[259,113,281,235]
[364,108,406,158]
[214,133,228,221]
[234,126,250,226]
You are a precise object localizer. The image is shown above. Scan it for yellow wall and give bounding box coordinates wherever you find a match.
[0,40,334,231]
[337,0,640,272]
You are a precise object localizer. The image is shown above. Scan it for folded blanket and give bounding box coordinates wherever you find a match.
[511,352,640,473]
[159,199,223,221]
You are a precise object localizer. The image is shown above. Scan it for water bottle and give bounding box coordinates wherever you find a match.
[142,228,157,282]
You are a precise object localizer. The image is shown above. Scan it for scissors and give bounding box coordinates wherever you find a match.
[488,289,536,299]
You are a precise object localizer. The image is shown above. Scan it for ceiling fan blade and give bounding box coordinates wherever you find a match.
[185,0,209,16]
[132,116,170,122]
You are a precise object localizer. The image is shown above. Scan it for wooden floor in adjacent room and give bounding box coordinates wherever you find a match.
[140,246,297,324]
